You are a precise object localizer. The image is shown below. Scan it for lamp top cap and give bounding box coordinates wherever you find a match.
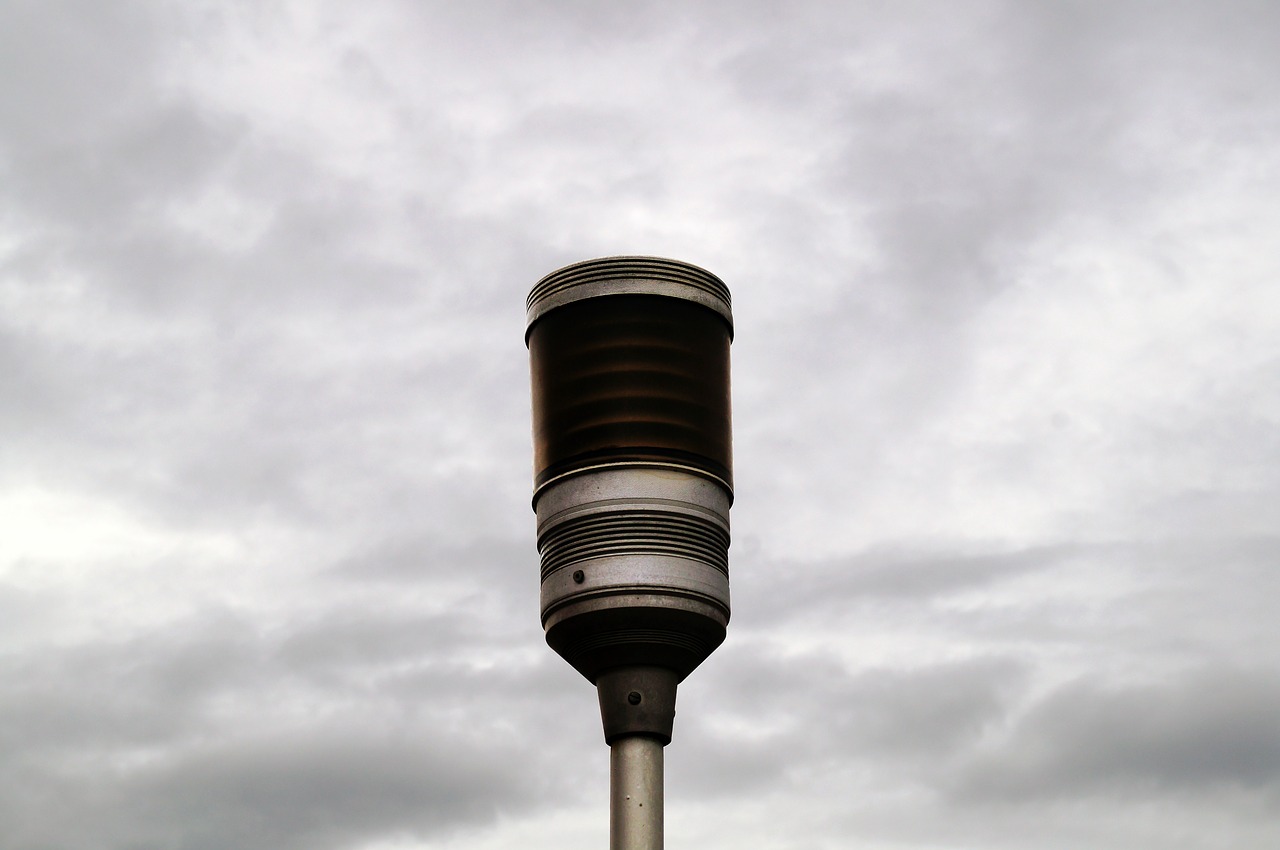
[526,255,733,339]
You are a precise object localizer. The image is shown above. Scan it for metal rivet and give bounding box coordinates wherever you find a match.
[572,570,585,583]
[627,691,642,705]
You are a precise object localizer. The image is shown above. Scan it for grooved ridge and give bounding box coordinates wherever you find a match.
[539,510,730,580]
[527,256,731,314]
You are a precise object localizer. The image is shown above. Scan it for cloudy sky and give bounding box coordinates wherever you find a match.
[3,1,1279,848]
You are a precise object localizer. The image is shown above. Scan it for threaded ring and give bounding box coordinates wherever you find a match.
[526,256,733,336]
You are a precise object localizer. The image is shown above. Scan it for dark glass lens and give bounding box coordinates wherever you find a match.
[529,295,732,489]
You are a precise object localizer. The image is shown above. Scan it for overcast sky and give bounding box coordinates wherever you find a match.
[3,1,1279,848]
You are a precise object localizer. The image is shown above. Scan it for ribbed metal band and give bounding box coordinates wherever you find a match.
[564,627,714,660]
[539,509,730,580]
[535,452,731,683]
[526,256,733,336]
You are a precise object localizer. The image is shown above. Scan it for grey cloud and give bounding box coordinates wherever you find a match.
[824,658,1027,760]
[0,603,569,850]
[5,232,533,543]
[725,1,1280,483]
[667,732,791,797]
[6,730,533,850]
[675,650,1027,797]
[0,2,539,540]
[951,666,1280,801]
[129,731,522,850]
[0,53,540,539]
[0,2,229,236]
[325,534,535,589]
[1,615,271,759]
[11,100,240,230]
[732,544,1072,628]
[401,0,701,54]
[730,532,1280,672]
[0,1,161,149]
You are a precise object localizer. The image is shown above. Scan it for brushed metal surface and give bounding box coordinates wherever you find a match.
[526,255,732,332]
[611,735,664,850]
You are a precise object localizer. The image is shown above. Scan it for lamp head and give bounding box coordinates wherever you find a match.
[526,258,734,731]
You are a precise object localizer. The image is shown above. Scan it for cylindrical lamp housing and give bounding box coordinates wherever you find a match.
[527,257,733,686]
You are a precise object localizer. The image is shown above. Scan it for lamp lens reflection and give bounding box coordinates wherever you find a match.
[529,295,732,490]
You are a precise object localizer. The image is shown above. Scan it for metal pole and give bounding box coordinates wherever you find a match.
[610,735,663,850]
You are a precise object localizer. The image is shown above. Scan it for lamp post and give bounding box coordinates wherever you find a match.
[526,256,734,850]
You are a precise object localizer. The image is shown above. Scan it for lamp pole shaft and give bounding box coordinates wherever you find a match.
[610,735,664,850]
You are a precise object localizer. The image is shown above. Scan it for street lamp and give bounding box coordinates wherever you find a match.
[526,256,734,850]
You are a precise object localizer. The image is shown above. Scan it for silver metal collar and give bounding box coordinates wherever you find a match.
[525,255,733,336]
